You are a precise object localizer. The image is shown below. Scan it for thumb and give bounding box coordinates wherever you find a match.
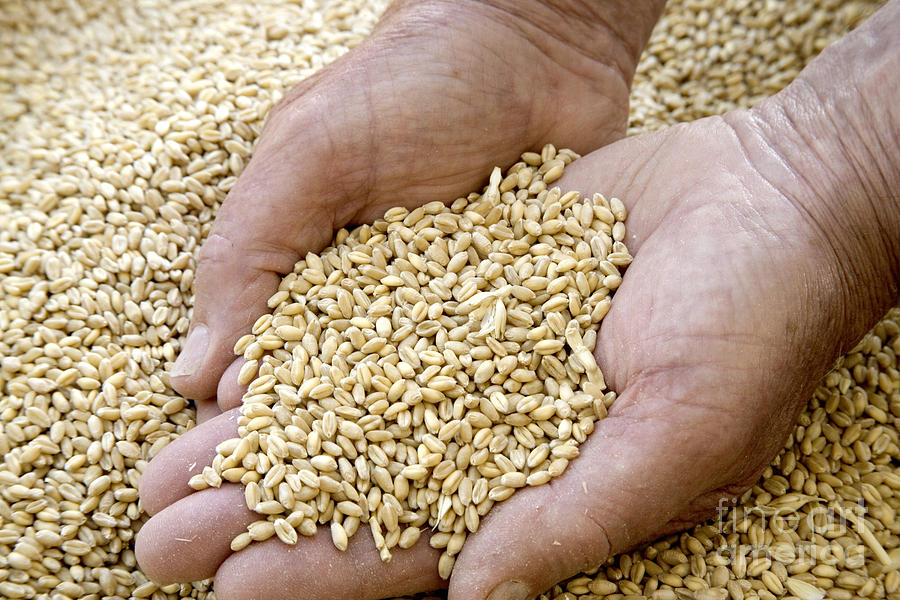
[448,386,739,600]
[170,154,338,401]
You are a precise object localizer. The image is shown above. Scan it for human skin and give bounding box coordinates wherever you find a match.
[137,1,900,599]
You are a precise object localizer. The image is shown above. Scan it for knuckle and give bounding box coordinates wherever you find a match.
[198,232,298,275]
[197,232,239,268]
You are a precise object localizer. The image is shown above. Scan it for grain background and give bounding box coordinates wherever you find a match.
[0,1,896,600]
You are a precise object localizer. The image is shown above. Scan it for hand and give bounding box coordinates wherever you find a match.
[136,2,900,599]
[452,3,900,593]
[167,0,662,418]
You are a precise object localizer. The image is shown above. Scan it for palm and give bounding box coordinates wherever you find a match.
[591,195,808,523]
[569,115,848,518]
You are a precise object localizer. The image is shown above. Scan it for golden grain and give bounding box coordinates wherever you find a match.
[205,154,631,577]
[2,1,894,599]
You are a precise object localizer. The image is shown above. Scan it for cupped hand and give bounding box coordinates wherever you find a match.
[168,0,659,415]
[136,109,873,599]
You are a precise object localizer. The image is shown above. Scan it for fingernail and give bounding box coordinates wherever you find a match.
[171,325,209,378]
[487,580,531,600]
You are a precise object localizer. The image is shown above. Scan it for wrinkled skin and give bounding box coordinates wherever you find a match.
[138,1,900,599]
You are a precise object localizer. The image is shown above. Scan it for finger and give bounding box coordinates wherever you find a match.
[138,479,446,594]
[448,388,740,600]
[214,524,446,600]
[169,146,338,401]
[135,484,255,583]
[139,408,241,515]
[196,397,223,424]
[138,446,446,596]
[216,357,248,413]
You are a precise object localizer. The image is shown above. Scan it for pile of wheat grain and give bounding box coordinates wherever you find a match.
[190,152,628,579]
[0,1,894,599]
